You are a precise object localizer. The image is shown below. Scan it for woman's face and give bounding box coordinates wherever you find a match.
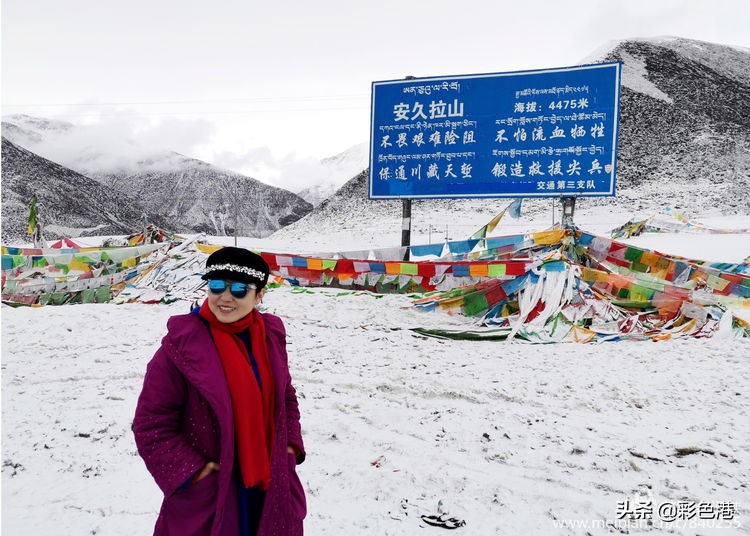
[207,280,265,323]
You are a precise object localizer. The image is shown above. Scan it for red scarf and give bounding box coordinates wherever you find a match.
[199,300,275,489]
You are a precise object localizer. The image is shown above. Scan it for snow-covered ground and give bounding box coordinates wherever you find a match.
[2,212,750,535]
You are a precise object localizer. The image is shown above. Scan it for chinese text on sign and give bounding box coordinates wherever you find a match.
[369,63,622,199]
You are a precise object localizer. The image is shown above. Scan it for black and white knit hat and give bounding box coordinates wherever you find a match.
[201,247,270,288]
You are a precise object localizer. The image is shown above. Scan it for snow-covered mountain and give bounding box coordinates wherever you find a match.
[273,36,750,246]
[296,142,369,206]
[89,155,313,238]
[1,114,174,176]
[1,115,314,240]
[1,115,73,149]
[593,36,750,212]
[1,137,171,244]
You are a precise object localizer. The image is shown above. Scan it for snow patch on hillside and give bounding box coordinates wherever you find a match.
[619,50,674,104]
[582,37,673,104]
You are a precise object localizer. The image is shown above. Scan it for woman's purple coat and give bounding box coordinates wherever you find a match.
[133,312,306,536]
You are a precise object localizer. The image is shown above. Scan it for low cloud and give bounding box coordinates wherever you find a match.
[3,110,215,174]
[210,148,334,193]
[210,141,369,194]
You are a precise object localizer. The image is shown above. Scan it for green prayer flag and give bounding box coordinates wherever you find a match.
[95,286,111,303]
[27,194,38,235]
[471,225,488,239]
[321,259,337,271]
[400,263,418,276]
[624,247,643,262]
[463,292,489,316]
[488,264,507,277]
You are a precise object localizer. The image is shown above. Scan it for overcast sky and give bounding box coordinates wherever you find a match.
[3,0,749,186]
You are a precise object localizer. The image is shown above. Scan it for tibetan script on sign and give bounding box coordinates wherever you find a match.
[369,62,621,199]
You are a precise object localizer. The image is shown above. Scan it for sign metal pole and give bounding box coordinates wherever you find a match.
[561,196,577,228]
[401,198,411,260]
[399,75,416,261]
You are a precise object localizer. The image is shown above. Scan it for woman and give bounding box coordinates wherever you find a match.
[133,247,306,536]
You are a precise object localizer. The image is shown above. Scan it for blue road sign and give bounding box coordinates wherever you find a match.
[369,62,621,199]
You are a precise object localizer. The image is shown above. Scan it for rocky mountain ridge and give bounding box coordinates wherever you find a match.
[1,137,171,243]
[89,156,313,238]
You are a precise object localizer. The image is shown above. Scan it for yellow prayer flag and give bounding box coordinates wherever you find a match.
[196,243,222,254]
[486,209,507,236]
[438,296,464,310]
[640,251,658,267]
[532,229,566,245]
[582,267,609,283]
[69,258,92,272]
[566,325,596,343]
[471,209,506,239]
[121,256,138,268]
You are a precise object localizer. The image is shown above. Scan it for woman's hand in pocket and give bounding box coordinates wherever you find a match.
[194,462,220,485]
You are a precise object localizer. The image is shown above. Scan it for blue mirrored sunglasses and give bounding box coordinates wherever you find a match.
[207,279,256,299]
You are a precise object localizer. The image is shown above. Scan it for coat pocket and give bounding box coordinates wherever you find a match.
[287,452,307,519]
[161,470,218,535]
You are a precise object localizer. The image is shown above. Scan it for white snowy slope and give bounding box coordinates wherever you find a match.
[2,223,750,536]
